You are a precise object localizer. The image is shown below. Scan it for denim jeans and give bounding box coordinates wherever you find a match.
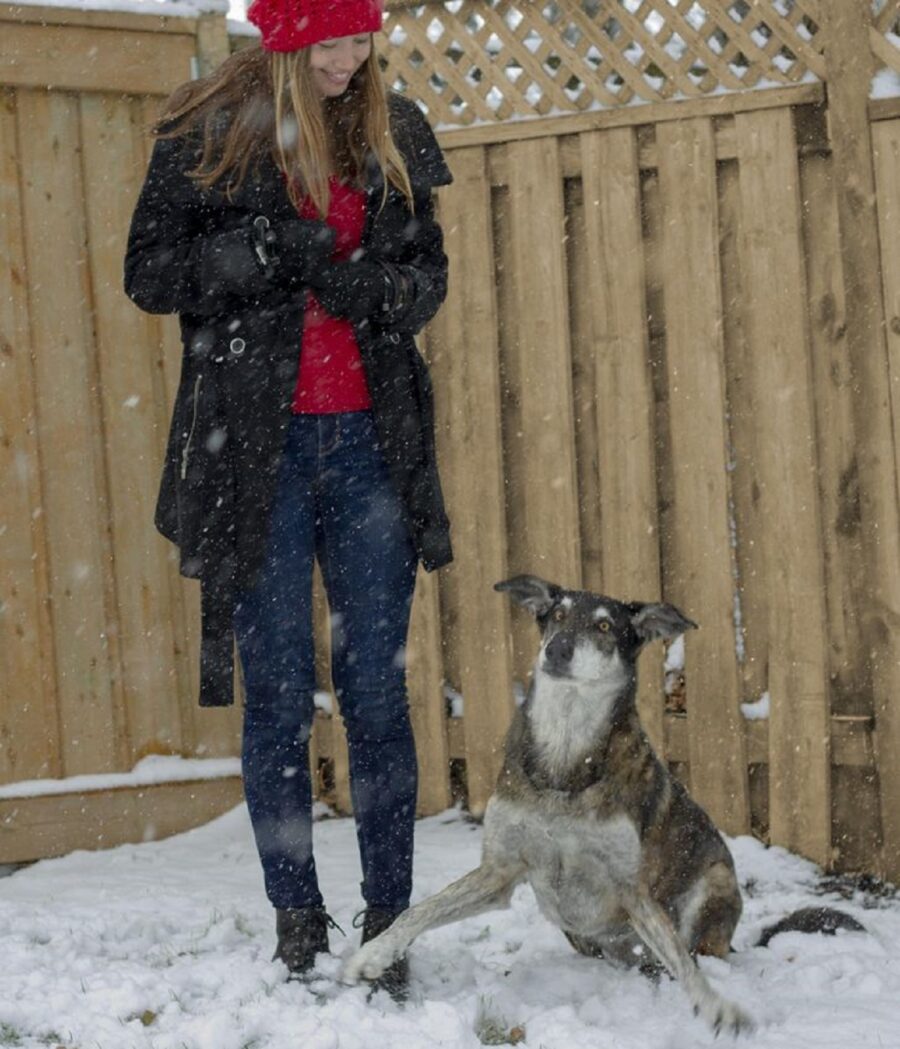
[233,411,419,912]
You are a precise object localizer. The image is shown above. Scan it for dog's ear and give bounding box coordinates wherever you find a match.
[629,602,698,643]
[494,575,561,617]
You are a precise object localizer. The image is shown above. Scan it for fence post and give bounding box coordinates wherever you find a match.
[821,0,900,881]
[196,10,231,78]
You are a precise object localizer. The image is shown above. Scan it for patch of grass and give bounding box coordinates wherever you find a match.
[0,1022,23,1047]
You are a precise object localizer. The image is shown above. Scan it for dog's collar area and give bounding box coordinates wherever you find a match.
[521,735,611,798]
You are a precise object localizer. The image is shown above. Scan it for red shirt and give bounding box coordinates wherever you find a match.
[292,178,372,414]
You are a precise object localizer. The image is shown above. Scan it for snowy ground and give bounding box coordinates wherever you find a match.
[0,805,898,1049]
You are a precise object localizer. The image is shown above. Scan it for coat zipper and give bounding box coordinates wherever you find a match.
[180,375,203,480]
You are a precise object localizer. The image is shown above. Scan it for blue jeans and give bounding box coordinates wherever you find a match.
[233,411,419,912]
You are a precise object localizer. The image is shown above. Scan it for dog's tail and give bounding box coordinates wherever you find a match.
[755,906,865,948]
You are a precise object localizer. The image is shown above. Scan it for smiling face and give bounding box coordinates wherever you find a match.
[309,34,373,97]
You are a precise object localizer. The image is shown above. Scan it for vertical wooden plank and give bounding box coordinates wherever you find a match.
[429,148,515,814]
[579,127,665,753]
[313,569,351,814]
[0,87,60,783]
[503,137,581,589]
[873,118,900,535]
[718,152,769,708]
[406,566,450,815]
[81,92,182,761]
[870,114,900,879]
[656,117,750,836]
[492,172,533,692]
[564,177,604,596]
[735,108,831,866]
[823,0,900,881]
[17,88,124,776]
[195,12,229,78]
[801,132,868,720]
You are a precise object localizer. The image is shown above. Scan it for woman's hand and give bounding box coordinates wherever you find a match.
[306,258,411,324]
[269,219,336,287]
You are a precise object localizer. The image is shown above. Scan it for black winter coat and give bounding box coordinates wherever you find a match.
[124,94,453,707]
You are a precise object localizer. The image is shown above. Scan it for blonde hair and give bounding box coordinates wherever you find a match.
[157,43,413,215]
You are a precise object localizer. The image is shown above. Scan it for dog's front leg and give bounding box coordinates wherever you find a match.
[623,889,755,1036]
[342,863,520,985]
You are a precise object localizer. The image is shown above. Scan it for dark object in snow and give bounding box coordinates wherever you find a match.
[815,870,898,904]
[273,905,341,977]
[756,906,865,947]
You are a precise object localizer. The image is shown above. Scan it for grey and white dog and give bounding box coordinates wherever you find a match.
[344,574,754,1035]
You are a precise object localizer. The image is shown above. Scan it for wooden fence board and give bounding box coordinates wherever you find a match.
[800,144,868,719]
[1,22,195,96]
[871,116,900,876]
[0,776,243,864]
[407,567,450,815]
[81,92,184,762]
[428,147,515,814]
[17,88,124,776]
[579,126,665,754]
[502,138,581,590]
[735,107,831,866]
[823,0,900,880]
[313,572,351,814]
[0,88,59,784]
[491,170,533,690]
[872,116,900,625]
[564,178,603,596]
[717,151,768,708]
[656,117,750,836]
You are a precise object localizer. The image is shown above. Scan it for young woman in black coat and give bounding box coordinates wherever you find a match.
[124,0,453,997]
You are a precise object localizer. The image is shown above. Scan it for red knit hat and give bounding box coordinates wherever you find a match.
[248,0,384,53]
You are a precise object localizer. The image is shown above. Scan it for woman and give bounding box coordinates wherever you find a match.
[124,0,453,999]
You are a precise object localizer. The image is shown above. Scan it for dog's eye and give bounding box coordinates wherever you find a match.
[552,607,566,622]
[597,620,611,633]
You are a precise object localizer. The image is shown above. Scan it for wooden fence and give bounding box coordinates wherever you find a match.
[2,0,900,881]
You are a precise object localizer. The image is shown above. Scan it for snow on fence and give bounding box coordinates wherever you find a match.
[2,0,900,882]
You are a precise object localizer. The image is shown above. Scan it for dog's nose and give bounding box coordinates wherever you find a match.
[544,632,574,671]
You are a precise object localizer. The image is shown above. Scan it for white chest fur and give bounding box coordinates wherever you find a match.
[527,652,627,778]
[485,797,641,935]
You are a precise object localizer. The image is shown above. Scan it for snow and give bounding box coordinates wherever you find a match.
[741,691,771,721]
[0,755,241,800]
[9,0,228,16]
[1,803,897,1049]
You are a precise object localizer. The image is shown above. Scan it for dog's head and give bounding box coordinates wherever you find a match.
[495,575,697,682]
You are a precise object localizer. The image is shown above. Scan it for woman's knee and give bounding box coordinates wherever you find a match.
[337,688,413,743]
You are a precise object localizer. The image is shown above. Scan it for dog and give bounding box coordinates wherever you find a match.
[344,574,754,1034]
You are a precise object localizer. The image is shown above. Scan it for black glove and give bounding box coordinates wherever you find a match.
[254,217,336,288]
[307,258,411,324]
[199,216,336,300]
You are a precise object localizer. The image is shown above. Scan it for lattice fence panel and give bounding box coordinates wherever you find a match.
[872,0,900,77]
[382,0,831,126]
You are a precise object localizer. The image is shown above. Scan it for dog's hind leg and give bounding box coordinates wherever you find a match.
[342,863,520,985]
[623,889,755,1036]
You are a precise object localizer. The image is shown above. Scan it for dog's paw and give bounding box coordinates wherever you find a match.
[341,936,398,984]
[696,996,756,1038]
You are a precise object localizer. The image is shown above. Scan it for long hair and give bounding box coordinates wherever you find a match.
[155,43,413,216]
